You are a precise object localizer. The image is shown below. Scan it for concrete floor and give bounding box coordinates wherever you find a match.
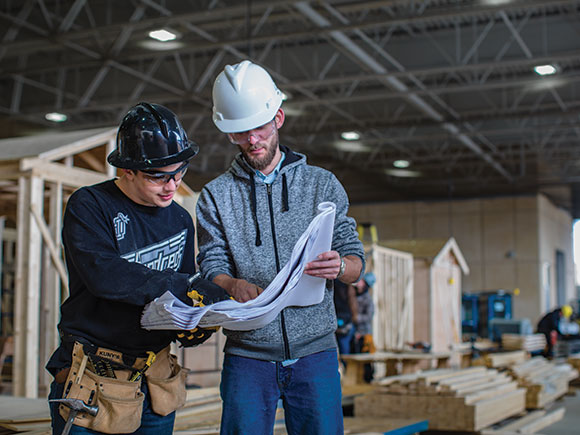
[542,387,580,435]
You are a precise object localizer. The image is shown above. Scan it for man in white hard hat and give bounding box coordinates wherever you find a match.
[196,60,365,434]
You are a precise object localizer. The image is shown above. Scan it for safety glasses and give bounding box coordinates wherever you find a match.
[228,120,276,145]
[139,163,189,185]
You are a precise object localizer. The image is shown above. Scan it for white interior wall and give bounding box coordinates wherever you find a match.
[537,195,576,320]
[349,193,574,322]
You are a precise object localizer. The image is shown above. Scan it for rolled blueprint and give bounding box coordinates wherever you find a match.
[141,201,336,331]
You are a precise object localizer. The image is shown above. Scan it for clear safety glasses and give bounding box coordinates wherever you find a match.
[139,163,189,185]
[228,120,276,145]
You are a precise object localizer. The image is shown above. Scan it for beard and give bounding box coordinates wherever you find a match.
[238,130,279,171]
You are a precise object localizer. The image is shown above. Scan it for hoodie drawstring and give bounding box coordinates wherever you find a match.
[250,173,262,246]
[249,172,289,247]
[282,174,289,212]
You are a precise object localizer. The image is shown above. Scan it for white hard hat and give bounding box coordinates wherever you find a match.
[212,60,283,133]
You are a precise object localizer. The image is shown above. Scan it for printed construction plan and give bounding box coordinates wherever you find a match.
[141,202,336,331]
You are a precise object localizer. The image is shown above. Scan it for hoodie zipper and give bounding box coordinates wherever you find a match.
[267,183,291,360]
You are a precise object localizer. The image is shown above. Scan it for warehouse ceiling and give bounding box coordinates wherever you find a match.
[1,0,580,211]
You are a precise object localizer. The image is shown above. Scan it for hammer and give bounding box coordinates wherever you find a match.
[50,398,99,435]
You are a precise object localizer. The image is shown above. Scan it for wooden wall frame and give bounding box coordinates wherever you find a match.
[0,128,197,397]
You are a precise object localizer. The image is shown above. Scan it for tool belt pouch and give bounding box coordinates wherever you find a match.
[59,342,144,434]
[145,346,187,416]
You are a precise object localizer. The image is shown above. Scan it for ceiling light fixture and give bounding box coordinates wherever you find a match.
[45,112,67,122]
[334,141,370,153]
[482,0,513,5]
[148,29,177,42]
[393,159,410,168]
[384,168,422,178]
[341,131,360,141]
[534,64,557,76]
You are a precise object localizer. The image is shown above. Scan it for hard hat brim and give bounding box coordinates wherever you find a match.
[213,103,281,134]
[107,141,199,170]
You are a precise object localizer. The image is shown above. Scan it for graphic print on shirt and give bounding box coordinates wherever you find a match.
[113,212,130,241]
[121,230,187,271]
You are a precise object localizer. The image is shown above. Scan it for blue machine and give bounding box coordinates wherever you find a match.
[461,290,512,339]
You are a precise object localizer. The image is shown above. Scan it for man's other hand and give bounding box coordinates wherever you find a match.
[304,250,341,280]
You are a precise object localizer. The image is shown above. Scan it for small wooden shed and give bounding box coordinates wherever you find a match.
[383,238,469,353]
[0,128,199,398]
[370,244,414,352]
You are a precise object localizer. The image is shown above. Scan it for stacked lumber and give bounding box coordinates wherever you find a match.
[481,408,565,434]
[507,356,578,409]
[355,367,526,431]
[501,333,546,353]
[174,386,222,433]
[0,396,51,434]
[474,350,529,368]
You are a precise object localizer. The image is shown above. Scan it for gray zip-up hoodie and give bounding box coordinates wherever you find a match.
[195,146,365,361]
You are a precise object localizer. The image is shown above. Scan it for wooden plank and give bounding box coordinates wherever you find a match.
[22,160,108,187]
[473,389,526,430]
[77,150,106,173]
[464,381,518,404]
[485,351,528,368]
[35,127,117,161]
[13,176,30,397]
[518,408,565,433]
[14,176,44,397]
[30,204,68,288]
[0,396,51,423]
[418,366,487,384]
[106,138,116,178]
[495,410,546,432]
[24,175,44,398]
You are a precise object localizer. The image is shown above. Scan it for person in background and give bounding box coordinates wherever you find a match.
[196,60,365,435]
[352,272,376,382]
[334,279,358,357]
[46,102,227,435]
[536,305,573,358]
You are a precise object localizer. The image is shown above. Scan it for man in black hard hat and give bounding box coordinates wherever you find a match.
[46,102,228,435]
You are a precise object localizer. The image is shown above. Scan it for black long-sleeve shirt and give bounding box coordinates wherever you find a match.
[47,180,194,374]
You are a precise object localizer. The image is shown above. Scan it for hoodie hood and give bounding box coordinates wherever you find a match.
[228,145,303,246]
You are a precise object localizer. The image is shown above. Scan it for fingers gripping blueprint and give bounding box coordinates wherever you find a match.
[141,202,336,332]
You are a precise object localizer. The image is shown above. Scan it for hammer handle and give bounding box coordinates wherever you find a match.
[61,409,78,435]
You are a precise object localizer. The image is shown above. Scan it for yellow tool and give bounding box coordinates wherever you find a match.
[128,351,156,382]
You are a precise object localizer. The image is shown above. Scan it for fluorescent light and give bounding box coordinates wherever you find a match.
[334,141,370,152]
[384,168,422,178]
[148,29,177,42]
[482,0,513,5]
[341,131,360,141]
[534,64,557,76]
[45,112,67,122]
[393,159,410,168]
[140,40,184,51]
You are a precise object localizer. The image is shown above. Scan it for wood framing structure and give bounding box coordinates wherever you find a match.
[0,128,198,398]
[383,238,469,353]
[371,244,414,352]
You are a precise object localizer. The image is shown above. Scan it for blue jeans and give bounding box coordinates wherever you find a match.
[220,349,343,435]
[48,377,175,435]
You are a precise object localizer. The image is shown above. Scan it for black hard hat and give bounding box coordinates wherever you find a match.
[107,102,199,170]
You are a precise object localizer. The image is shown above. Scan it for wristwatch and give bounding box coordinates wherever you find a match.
[337,256,346,279]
